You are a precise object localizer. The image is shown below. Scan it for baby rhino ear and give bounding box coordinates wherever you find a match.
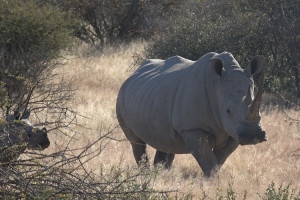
[245,55,264,76]
[22,111,31,120]
[210,57,225,77]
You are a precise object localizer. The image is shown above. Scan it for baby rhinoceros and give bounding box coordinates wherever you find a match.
[0,112,50,163]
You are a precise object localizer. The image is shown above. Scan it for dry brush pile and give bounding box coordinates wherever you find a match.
[0,127,175,199]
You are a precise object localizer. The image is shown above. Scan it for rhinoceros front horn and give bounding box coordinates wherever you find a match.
[245,71,264,122]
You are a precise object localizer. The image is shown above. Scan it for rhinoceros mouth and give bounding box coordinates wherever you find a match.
[237,130,267,145]
[39,141,50,149]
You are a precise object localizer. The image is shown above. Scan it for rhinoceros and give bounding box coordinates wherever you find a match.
[116,52,267,176]
[0,112,50,163]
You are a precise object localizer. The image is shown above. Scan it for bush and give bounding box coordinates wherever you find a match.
[258,181,300,200]
[0,0,75,62]
[44,0,184,47]
[136,0,300,98]
[198,180,300,200]
[134,1,265,72]
[0,0,77,127]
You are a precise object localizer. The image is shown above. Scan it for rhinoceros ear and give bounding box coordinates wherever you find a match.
[245,55,264,76]
[210,57,225,77]
[22,111,31,120]
[6,115,15,122]
[6,111,20,122]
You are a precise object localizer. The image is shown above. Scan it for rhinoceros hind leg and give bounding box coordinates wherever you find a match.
[119,123,149,166]
[213,137,239,167]
[154,150,175,168]
[129,137,149,166]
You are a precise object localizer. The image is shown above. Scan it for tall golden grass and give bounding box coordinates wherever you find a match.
[44,41,300,199]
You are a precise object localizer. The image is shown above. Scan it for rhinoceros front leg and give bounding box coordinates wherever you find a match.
[213,137,239,167]
[182,129,218,177]
[153,150,175,168]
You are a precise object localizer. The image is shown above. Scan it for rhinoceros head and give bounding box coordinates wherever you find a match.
[5,112,50,150]
[211,54,266,145]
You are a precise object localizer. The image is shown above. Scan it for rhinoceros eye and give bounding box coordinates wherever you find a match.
[227,109,231,114]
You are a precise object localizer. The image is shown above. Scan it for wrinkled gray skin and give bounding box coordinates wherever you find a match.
[116,52,267,176]
[0,112,50,163]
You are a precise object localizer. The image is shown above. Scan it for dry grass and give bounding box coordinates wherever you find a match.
[44,41,300,199]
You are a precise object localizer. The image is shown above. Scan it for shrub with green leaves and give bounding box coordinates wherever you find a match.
[137,0,300,98]
[258,181,300,200]
[198,181,300,200]
[0,0,75,62]
[46,0,184,47]
[0,0,77,119]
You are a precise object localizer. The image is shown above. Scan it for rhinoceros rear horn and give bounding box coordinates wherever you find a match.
[245,71,264,122]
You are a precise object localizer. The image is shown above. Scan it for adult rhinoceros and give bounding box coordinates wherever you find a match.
[116,52,266,176]
[0,112,50,163]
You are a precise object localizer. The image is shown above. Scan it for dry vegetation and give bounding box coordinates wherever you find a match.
[42,41,300,199]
